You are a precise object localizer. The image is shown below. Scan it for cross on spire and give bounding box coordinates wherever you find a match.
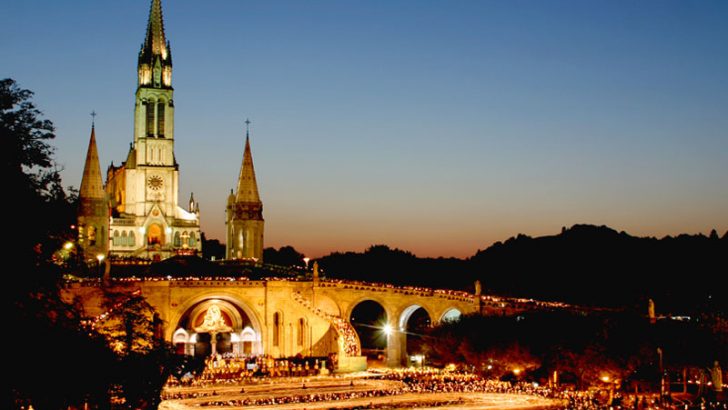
[91,110,97,127]
[245,118,251,138]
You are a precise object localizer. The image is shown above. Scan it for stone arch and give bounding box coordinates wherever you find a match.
[171,295,263,357]
[349,299,389,360]
[166,292,263,343]
[173,328,189,344]
[344,295,393,323]
[186,299,243,330]
[397,304,434,331]
[439,307,463,323]
[397,304,433,366]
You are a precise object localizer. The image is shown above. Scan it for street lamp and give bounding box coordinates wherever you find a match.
[303,257,310,269]
[96,253,105,278]
[383,324,392,336]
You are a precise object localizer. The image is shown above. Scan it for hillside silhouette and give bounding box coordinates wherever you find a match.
[317,224,727,313]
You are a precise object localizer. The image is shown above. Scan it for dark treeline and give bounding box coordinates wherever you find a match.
[314,225,727,314]
[423,311,727,390]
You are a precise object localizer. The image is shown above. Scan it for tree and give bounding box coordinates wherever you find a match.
[264,245,306,267]
[2,78,75,265]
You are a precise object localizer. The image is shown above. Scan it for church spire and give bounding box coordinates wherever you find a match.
[138,0,172,88]
[236,120,261,203]
[79,121,105,200]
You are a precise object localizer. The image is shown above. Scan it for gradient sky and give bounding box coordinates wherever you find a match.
[3,0,727,258]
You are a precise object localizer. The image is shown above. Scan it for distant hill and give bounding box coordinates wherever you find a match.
[317,225,727,313]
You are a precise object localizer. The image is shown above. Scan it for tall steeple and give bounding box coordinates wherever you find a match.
[236,122,261,203]
[138,0,172,88]
[78,118,109,262]
[79,121,105,200]
[226,120,264,262]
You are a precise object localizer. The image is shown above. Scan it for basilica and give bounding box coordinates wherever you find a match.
[77,0,264,264]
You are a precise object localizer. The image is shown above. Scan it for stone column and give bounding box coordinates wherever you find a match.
[386,323,404,368]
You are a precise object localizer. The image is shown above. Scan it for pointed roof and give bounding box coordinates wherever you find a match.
[79,125,105,200]
[235,132,261,203]
[143,0,168,58]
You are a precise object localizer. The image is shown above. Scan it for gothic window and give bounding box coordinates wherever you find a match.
[146,101,155,137]
[157,102,165,138]
[113,230,120,246]
[174,231,181,247]
[189,231,197,247]
[273,312,281,347]
[297,318,305,346]
[181,231,189,249]
[121,231,128,247]
[129,230,136,247]
[88,226,97,246]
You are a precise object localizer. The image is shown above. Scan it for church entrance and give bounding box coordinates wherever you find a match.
[174,299,262,358]
[147,223,164,245]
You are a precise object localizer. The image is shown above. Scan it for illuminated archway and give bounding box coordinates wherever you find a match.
[440,308,462,323]
[174,298,261,357]
[398,305,432,365]
[349,300,388,361]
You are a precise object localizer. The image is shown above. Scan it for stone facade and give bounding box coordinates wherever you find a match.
[83,0,201,261]
[63,280,483,368]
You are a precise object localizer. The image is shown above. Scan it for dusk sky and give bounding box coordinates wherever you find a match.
[3,0,727,258]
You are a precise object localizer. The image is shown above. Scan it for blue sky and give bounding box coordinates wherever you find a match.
[2,0,727,257]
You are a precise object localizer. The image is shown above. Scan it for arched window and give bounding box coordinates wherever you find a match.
[273,312,282,347]
[174,231,181,247]
[297,318,305,346]
[113,230,120,246]
[189,231,197,247]
[88,226,96,246]
[121,231,128,247]
[145,100,155,137]
[157,101,165,138]
[129,230,136,247]
[181,231,189,248]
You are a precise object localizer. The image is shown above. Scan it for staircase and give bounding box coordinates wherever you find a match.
[292,291,361,356]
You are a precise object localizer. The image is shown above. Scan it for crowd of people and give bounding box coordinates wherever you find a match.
[163,366,727,409]
[165,354,333,389]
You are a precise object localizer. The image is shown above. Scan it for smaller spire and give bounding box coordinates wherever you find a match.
[235,120,261,203]
[79,121,105,200]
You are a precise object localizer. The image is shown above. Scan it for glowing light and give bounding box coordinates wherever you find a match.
[139,227,146,234]
[64,242,73,250]
[165,227,172,234]
[383,324,392,336]
[601,376,610,382]
[513,368,521,375]
[303,257,310,267]
[96,254,105,262]
[487,365,493,370]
